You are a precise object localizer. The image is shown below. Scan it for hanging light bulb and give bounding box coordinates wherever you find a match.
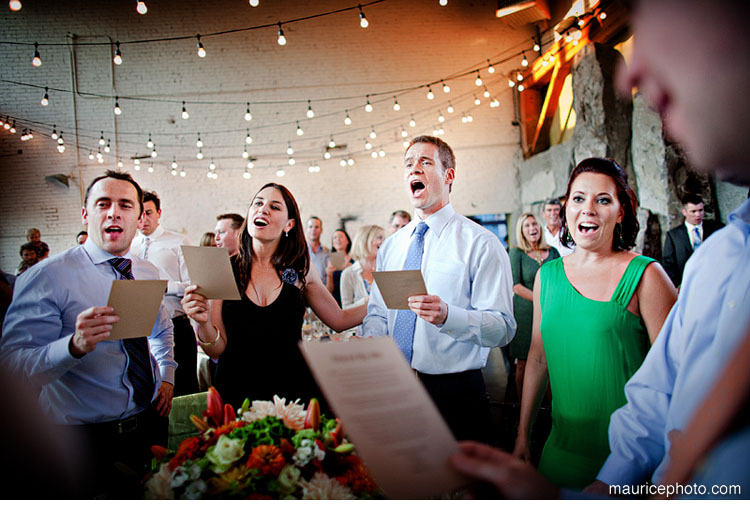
[358,6,369,28]
[180,168,186,177]
[9,0,22,11]
[114,97,122,115]
[447,102,454,113]
[509,78,516,87]
[426,87,435,100]
[51,127,58,139]
[329,135,336,148]
[365,96,373,112]
[542,57,549,67]
[549,54,555,63]
[483,86,491,98]
[438,127,445,135]
[57,144,66,153]
[171,157,178,169]
[243,167,252,179]
[475,71,482,86]
[467,113,473,122]
[146,133,153,148]
[147,164,154,173]
[378,148,385,158]
[287,142,294,155]
[196,149,204,159]
[393,97,400,111]
[181,101,189,119]
[40,87,49,106]
[209,159,216,170]
[347,157,355,166]
[442,80,450,93]
[438,111,445,123]
[369,127,377,139]
[247,160,254,169]
[344,110,352,125]
[474,95,481,105]
[365,139,373,150]
[533,41,540,52]
[288,156,295,166]
[57,131,64,144]
[249,0,259,7]
[401,127,408,138]
[8,120,15,133]
[296,121,304,136]
[113,41,123,65]
[244,103,252,121]
[432,126,439,136]
[339,158,347,167]
[306,100,314,118]
[151,146,158,157]
[277,23,287,46]
[308,163,315,173]
[371,151,378,159]
[487,59,495,74]
[490,97,500,108]
[196,35,206,57]
[117,159,124,168]
[409,116,416,128]
[196,134,203,148]
[245,129,253,144]
[439,0,447,5]
[403,140,410,148]
[599,11,607,20]
[136,0,147,14]
[31,42,41,67]
[323,151,331,160]
[171,167,177,176]
[104,139,111,153]
[518,84,525,92]
[517,72,524,82]
[521,52,529,67]
[88,152,95,160]
[242,146,249,159]
[276,168,285,177]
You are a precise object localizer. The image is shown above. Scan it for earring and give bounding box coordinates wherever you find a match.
[284,230,289,238]
[615,223,623,244]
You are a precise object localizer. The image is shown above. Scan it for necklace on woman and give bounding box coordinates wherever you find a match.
[531,249,543,266]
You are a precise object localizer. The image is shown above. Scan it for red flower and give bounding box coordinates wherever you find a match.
[246,445,286,477]
[337,457,378,494]
[169,436,203,470]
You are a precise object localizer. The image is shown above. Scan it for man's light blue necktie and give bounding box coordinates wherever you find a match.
[392,221,428,365]
[692,226,702,249]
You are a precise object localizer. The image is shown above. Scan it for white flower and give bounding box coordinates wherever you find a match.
[293,439,314,467]
[299,472,355,500]
[241,395,306,430]
[207,434,245,473]
[182,479,207,499]
[278,465,302,496]
[144,462,175,499]
[171,466,190,488]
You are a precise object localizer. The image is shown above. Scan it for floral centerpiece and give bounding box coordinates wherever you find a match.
[145,388,381,499]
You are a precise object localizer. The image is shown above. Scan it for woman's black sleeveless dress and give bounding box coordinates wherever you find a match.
[215,278,324,410]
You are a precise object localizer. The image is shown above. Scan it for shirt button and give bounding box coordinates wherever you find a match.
[728,300,736,309]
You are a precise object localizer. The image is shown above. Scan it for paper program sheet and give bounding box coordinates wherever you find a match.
[300,338,469,499]
[106,279,168,340]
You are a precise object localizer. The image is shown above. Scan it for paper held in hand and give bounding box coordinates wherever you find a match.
[300,338,469,499]
[181,245,241,300]
[371,270,427,310]
[106,279,168,340]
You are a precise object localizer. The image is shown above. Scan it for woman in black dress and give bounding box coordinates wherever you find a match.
[182,183,366,409]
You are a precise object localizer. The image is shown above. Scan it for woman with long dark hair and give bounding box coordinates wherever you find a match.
[182,183,366,409]
[513,158,677,489]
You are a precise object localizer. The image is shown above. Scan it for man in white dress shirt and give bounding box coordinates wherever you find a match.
[131,191,198,396]
[542,198,574,257]
[363,135,516,443]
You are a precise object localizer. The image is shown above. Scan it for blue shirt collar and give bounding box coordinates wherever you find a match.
[412,202,454,238]
[728,197,750,235]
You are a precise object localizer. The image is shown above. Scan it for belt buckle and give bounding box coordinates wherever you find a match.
[117,416,138,434]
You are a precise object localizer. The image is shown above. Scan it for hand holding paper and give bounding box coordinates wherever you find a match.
[106,279,168,340]
[180,246,241,300]
[371,270,427,310]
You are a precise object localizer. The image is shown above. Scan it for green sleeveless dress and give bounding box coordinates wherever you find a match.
[537,255,654,490]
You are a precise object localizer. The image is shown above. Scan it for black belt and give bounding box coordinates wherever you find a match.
[415,368,482,380]
[84,408,151,436]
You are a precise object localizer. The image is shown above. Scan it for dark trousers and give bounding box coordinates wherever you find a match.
[418,369,491,444]
[58,404,168,499]
[173,314,200,396]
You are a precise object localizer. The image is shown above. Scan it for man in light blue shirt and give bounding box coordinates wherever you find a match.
[363,135,516,443]
[0,170,176,497]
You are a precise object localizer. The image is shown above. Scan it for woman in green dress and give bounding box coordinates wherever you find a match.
[509,212,559,400]
[513,158,677,489]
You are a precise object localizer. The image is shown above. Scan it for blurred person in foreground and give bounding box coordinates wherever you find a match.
[451,0,750,497]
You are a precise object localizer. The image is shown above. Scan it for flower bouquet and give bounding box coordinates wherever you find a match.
[145,388,381,499]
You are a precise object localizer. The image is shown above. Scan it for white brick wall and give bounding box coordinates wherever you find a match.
[0,0,532,272]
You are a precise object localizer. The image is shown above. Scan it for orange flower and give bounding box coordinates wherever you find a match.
[337,458,378,494]
[213,420,246,437]
[170,436,203,470]
[245,445,286,477]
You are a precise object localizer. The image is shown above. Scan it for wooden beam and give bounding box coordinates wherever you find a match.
[529,59,572,155]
